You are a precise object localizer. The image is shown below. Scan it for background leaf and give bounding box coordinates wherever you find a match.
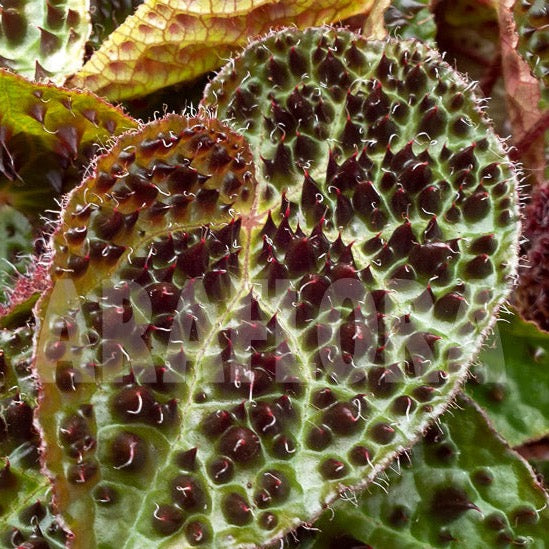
[467,311,549,447]
[514,0,549,110]
[0,324,67,548]
[68,0,377,101]
[0,0,90,83]
[384,0,436,45]
[0,69,137,220]
[308,397,549,548]
[362,0,391,40]
[0,205,33,305]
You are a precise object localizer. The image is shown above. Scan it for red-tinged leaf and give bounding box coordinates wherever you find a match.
[498,0,547,183]
[68,0,377,101]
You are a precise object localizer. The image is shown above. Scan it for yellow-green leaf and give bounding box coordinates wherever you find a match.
[68,0,376,101]
[0,69,137,219]
[0,0,91,83]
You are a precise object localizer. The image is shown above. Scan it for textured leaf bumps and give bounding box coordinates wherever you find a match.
[33,27,520,548]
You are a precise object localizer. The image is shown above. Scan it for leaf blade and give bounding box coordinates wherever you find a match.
[467,311,549,446]
[69,0,377,100]
[311,397,549,548]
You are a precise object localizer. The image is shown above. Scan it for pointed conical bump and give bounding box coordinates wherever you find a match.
[400,162,431,194]
[431,486,480,523]
[46,1,65,28]
[268,56,290,87]
[110,431,147,471]
[219,426,260,463]
[287,88,314,121]
[208,456,234,484]
[152,504,184,536]
[39,27,61,56]
[185,520,211,545]
[289,46,307,76]
[319,458,347,479]
[175,448,198,471]
[419,106,446,138]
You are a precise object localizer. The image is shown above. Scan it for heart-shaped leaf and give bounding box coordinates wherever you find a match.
[0,69,137,220]
[35,27,519,548]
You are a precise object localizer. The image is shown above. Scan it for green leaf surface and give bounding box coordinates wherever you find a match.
[0,69,137,219]
[309,397,549,548]
[0,205,33,305]
[0,0,90,83]
[514,0,549,110]
[467,311,549,447]
[34,28,519,549]
[69,0,377,101]
[35,114,261,549]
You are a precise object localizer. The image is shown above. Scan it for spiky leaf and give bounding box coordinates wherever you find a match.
[309,397,549,548]
[35,114,259,548]
[68,0,376,100]
[0,69,137,219]
[36,28,519,548]
[0,0,90,82]
[201,24,519,538]
[467,311,549,447]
